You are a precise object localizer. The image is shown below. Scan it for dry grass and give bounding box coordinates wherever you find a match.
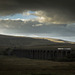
[0,55,75,75]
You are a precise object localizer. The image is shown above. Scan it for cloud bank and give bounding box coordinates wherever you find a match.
[0,19,75,37]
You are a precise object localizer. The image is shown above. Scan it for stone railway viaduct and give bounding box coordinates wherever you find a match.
[7,48,74,60]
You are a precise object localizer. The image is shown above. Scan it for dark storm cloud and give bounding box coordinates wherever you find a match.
[0,0,75,23]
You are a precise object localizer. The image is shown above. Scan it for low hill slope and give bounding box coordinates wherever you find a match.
[0,34,75,48]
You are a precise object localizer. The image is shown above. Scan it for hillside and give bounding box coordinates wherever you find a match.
[0,34,75,47]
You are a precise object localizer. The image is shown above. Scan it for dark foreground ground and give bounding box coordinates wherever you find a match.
[0,55,75,75]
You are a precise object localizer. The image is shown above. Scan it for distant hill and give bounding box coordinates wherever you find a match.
[0,34,75,48]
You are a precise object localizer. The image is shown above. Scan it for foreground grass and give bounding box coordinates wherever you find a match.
[0,55,75,75]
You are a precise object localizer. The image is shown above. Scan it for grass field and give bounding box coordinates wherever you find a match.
[0,55,75,75]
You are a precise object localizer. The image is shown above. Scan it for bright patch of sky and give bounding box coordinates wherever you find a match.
[0,11,37,20]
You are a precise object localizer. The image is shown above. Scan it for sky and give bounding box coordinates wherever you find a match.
[0,0,75,42]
